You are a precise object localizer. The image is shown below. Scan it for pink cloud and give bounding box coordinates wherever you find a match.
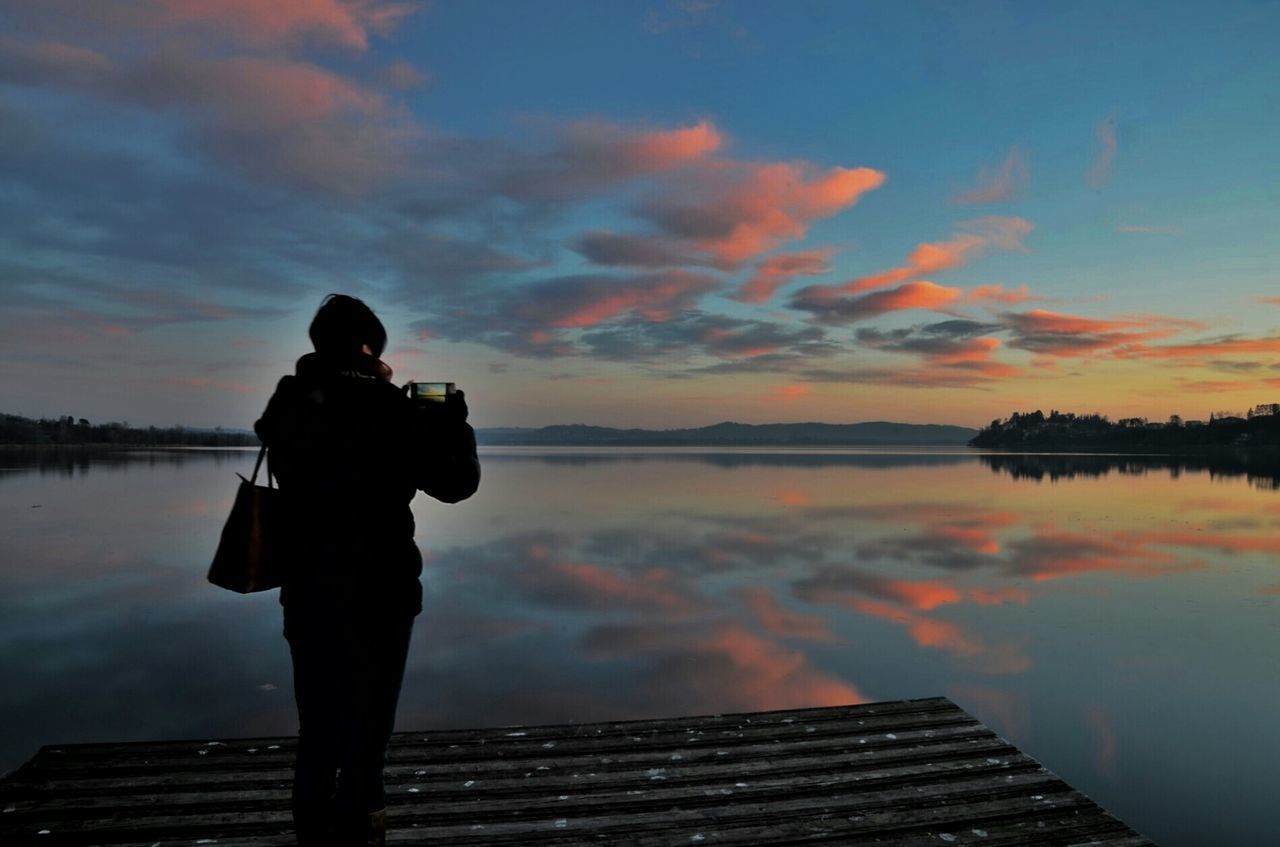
[155,0,417,50]
[642,163,885,269]
[734,248,836,303]
[952,147,1030,204]
[517,270,720,329]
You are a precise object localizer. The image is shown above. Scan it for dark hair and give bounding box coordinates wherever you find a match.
[309,294,387,358]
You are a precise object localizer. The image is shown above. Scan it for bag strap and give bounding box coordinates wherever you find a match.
[249,444,269,486]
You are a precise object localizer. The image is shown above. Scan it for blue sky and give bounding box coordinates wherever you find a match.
[2,0,1278,428]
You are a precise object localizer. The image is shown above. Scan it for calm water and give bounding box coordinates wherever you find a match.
[2,447,1278,844]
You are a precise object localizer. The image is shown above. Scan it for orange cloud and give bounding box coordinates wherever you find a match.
[791,218,1032,324]
[738,587,836,642]
[844,217,1033,295]
[517,270,720,330]
[735,248,836,304]
[1257,296,1280,305]
[952,147,1030,204]
[793,281,963,324]
[624,120,724,169]
[682,163,885,267]
[847,235,987,294]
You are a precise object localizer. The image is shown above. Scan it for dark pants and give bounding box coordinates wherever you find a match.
[285,606,414,832]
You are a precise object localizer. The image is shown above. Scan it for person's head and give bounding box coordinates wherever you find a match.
[309,294,386,358]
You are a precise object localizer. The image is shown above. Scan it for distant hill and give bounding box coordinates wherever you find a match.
[476,421,977,447]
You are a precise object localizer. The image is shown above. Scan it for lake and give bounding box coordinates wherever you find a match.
[1,446,1277,844]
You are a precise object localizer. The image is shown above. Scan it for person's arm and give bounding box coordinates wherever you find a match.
[253,375,301,483]
[411,390,480,504]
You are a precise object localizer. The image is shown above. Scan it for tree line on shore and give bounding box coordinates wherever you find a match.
[0,413,258,447]
[970,404,1280,450]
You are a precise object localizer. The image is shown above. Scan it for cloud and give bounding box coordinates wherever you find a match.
[636,163,884,269]
[733,249,836,304]
[1000,309,1196,357]
[791,281,962,324]
[499,120,724,201]
[787,217,1032,322]
[854,322,1020,382]
[1256,296,1280,306]
[523,271,721,329]
[1112,333,1280,361]
[573,231,702,268]
[145,0,418,51]
[952,147,1030,204]
[0,35,417,195]
[1087,117,1117,188]
[579,312,833,364]
[407,271,725,358]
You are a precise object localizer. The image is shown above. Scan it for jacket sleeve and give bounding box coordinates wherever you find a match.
[416,419,481,504]
[253,375,298,447]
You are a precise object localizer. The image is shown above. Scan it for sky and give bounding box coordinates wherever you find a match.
[2,0,1278,429]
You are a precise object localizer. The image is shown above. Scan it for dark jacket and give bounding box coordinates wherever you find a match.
[254,352,479,618]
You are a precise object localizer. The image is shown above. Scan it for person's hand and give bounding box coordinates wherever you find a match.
[445,389,469,423]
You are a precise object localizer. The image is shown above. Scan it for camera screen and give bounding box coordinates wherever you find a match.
[412,382,451,402]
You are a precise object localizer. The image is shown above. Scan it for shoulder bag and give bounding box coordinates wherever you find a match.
[208,445,283,593]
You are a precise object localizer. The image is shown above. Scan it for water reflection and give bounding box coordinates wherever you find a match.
[0,446,255,479]
[0,448,1276,845]
[980,450,1280,490]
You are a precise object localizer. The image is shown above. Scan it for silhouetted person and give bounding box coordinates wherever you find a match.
[255,294,479,846]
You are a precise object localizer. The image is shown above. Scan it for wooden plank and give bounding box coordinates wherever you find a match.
[0,698,1155,846]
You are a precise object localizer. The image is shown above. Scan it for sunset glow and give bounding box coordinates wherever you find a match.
[2,1,1277,428]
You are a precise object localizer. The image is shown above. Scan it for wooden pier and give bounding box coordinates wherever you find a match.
[0,697,1153,845]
